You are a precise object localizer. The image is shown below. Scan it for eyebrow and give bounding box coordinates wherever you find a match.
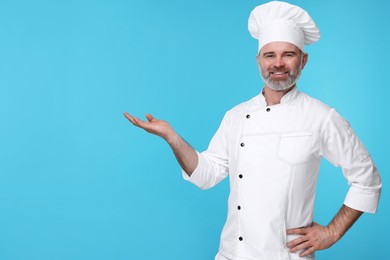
[284,51,298,55]
[262,52,274,56]
[262,51,298,56]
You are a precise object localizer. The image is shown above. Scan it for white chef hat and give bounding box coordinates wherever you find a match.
[248,1,320,52]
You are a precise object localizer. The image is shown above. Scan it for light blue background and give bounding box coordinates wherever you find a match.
[0,0,388,259]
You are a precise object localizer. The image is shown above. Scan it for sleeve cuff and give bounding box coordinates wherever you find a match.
[181,151,211,190]
[182,151,209,188]
[344,186,381,214]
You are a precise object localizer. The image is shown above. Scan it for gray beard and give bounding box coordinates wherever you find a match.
[261,68,302,91]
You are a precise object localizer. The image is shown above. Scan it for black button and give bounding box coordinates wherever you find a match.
[237,206,241,210]
[239,237,243,241]
[266,108,271,112]
[239,174,243,178]
[240,142,245,147]
[246,114,250,119]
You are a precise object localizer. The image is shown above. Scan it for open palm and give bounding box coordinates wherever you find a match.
[124,112,175,140]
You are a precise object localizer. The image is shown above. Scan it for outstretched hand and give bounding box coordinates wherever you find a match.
[286,222,339,257]
[123,112,176,141]
[124,112,198,174]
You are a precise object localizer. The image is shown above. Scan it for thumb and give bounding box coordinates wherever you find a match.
[145,113,155,122]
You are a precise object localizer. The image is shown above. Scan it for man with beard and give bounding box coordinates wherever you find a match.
[124,1,381,260]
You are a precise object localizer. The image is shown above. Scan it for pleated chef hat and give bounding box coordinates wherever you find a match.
[248,1,320,52]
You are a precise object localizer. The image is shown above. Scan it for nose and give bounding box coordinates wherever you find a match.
[274,56,285,68]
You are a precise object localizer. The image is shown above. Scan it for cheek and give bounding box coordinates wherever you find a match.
[287,61,301,71]
[258,62,269,72]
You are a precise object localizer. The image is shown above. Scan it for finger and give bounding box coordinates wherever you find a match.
[123,112,132,120]
[124,112,137,124]
[299,246,316,257]
[287,236,309,248]
[132,116,150,129]
[290,240,312,253]
[125,115,141,126]
[124,113,149,128]
[145,113,155,122]
[287,227,307,235]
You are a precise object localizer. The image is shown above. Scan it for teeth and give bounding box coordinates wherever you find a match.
[273,72,286,75]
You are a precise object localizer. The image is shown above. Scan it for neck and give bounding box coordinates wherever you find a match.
[263,85,295,106]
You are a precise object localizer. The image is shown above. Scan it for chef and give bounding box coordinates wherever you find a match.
[124,1,382,259]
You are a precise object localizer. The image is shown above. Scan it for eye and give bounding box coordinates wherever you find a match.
[264,54,275,59]
[284,52,295,58]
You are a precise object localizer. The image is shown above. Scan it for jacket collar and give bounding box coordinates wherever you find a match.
[258,86,300,106]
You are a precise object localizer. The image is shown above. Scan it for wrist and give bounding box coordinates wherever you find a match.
[165,132,180,145]
[326,224,342,243]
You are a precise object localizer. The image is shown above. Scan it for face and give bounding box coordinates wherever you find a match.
[256,42,308,91]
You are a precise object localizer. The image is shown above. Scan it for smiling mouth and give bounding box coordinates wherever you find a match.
[269,72,289,79]
[270,71,289,75]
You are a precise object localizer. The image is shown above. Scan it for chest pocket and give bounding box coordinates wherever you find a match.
[277,132,313,165]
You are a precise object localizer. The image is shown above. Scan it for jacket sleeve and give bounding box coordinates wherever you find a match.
[320,109,382,213]
[182,112,230,190]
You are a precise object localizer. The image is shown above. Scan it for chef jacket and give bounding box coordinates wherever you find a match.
[182,87,381,260]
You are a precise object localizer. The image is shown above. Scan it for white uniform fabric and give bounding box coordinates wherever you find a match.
[215,252,230,260]
[183,87,381,260]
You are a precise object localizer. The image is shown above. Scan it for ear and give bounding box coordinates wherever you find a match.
[301,53,309,69]
[256,53,261,65]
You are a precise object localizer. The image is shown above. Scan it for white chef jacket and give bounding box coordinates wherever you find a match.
[182,87,381,260]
